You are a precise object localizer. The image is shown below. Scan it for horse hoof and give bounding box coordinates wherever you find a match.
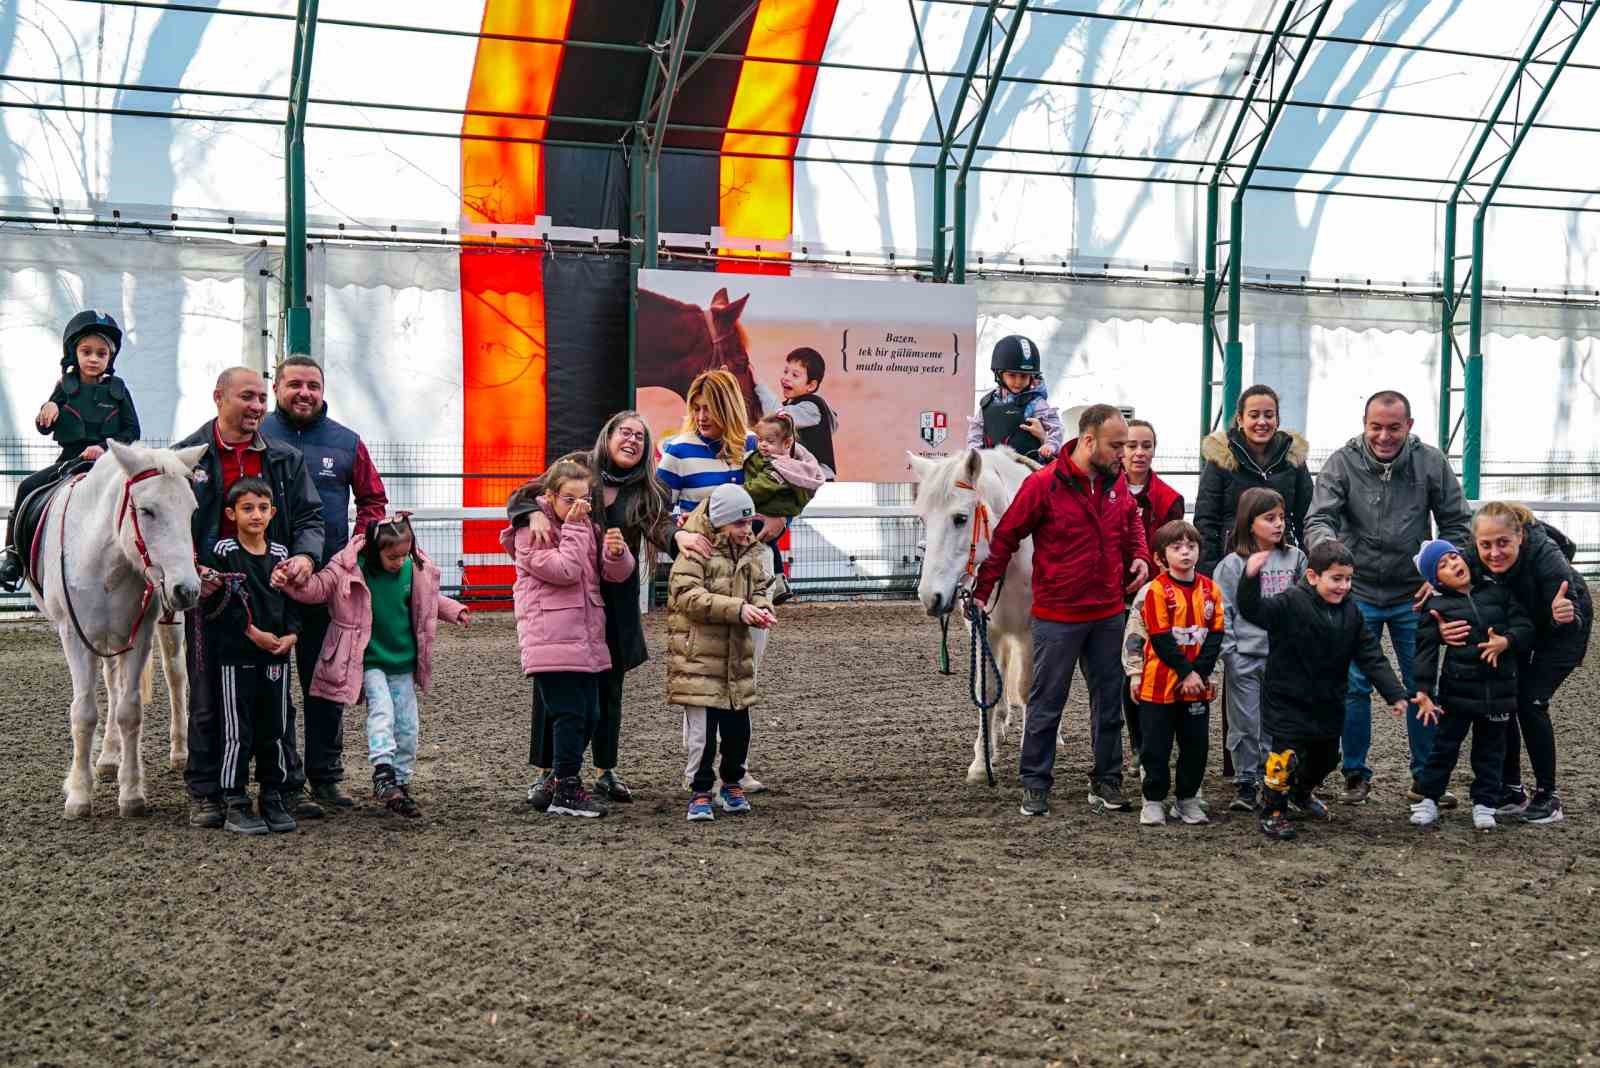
[965,766,989,785]
[63,800,92,820]
[95,763,118,783]
[168,755,188,773]
[119,798,148,818]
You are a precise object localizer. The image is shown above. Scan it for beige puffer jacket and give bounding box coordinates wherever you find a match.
[666,502,775,710]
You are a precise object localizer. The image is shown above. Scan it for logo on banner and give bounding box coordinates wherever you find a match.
[919,411,948,447]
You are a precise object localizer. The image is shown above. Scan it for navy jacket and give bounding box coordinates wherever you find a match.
[260,405,388,563]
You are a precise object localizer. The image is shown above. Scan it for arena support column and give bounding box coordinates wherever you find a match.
[283,0,319,359]
[932,0,1001,283]
[951,0,1029,287]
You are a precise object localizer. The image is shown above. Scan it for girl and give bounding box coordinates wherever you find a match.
[501,457,634,819]
[1211,488,1307,811]
[1194,384,1313,576]
[2,310,142,591]
[514,411,677,808]
[280,514,469,818]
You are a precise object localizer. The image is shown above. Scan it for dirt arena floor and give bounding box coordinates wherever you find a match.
[2,602,1597,1066]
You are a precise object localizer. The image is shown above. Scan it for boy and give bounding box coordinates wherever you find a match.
[667,484,776,822]
[1238,539,1408,841]
[202,477,301,836]
[966,335,1063,464]
[777,347,838,481]
[1410,539,1533,831]
[1133,521,1225,826]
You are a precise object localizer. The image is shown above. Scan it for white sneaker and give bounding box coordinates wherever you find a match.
[1472,804,1497,831]
[1173,797,1209,825]
[1409,798,1439,827]
[739,773,768,794]
[1139,800,1166,825]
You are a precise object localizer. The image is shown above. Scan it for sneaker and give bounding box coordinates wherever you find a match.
[547,776,606,818]
[1230,782,1259,812]
[1496,785,1530,816]
[1260,811,1297,841]
[769,573,793,606]
[1409,797,1439,827]
[527,771,555,812]
[1173,797,1209,825]
[1139,800,1166,826]
[373,764,405,815]
[594,770,634,804]
[1340,775,1370,806]
[738,773,768,795]
[258,792,298,834]
[1290,795,1331,822]
[716,784,752,815]
[687,793,715,821]
[0,547,23,592]
[1438,791,1459,810]
[393,783,421,819]
[1019,788,1050,817]
[310,781,356,810]
[283,787,325,821]
[1521,791,1565,825]
[223,795,269,836]
[1087,780,1128,813]
[188,795,225,829]
[1472,804,1497,831]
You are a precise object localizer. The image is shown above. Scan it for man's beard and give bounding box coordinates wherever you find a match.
[1091,455,1122,478]
[280,401,317,427]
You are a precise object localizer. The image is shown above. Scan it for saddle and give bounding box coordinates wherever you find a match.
[10,460,91,594]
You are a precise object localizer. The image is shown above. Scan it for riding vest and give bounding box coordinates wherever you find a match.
[979,387,1044,460]
[787,392,837,478]
[41,374,141,462]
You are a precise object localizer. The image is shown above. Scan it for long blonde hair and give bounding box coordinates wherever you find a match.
[679,369,749,467]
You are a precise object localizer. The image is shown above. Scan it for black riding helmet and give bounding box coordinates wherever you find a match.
[61,309,123,373]
[990,334,1041,378]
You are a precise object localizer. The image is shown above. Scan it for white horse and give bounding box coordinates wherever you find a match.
[908,447,1037,783]
[27,441,205,818]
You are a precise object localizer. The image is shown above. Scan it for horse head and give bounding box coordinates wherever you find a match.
[107,441,207,614]
[908,448,993,619]
[708,288,762,414]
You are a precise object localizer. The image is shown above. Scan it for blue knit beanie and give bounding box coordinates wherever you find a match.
[1414,538,1461,587]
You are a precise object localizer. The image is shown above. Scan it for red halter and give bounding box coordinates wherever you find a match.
[59,467,163,658]
[954,479,992,582]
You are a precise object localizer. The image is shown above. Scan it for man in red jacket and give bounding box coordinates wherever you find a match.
[974,404,1153,817]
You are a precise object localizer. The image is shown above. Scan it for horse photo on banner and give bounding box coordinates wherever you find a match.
[635,271,977,483]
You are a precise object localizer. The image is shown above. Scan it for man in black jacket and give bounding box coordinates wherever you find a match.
[178,367,324,829]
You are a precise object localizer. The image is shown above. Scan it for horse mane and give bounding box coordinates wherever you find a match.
[919,446,1035,503]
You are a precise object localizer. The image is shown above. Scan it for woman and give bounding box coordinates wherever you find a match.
[1442,502,1591,824]
[1194,384,1313,575]
[513,411,680,807]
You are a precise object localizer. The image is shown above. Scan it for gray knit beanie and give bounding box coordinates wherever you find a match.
[708,484,755,528]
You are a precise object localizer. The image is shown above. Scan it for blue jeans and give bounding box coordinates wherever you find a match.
[1342,601,1428,783]
[364,669,419,784]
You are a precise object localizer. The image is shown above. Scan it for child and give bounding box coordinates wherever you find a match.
[668,483,775,822]
[1211,488,1307,811]
[776,347,838,481]
[965,335,1062,464]
[1133,521,1225,826]
[280,514,469,818]
[201,477,300,836]
[1,310,141,591]
[1409,539,1533,831]
[1238,540,1409,841]
[501,457,634,819]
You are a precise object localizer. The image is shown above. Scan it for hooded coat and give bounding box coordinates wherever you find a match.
[1195,427,1313,575]
[666,501,774,710]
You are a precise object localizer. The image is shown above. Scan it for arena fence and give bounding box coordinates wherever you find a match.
[3,439,1597,614]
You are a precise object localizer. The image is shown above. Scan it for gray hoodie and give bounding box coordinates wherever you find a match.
[1214,545,1307,658]
[1303,435,1471,607]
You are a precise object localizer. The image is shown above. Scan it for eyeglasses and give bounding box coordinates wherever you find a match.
[556,494,585,506]
[613,428,647,443]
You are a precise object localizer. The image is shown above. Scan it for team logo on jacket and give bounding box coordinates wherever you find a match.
[919,411,948,446]
[1203,601,1216,622]
[321,456,334,471]
[267,665,283,682]
[190,468,208,484]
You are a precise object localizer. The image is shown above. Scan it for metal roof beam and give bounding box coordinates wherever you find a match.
[283,0,318,359]
[953,0,1030,284]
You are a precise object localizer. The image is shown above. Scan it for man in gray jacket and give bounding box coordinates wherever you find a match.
[1304,390,1471,806]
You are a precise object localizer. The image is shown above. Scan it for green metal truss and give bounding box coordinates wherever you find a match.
[283,0,319,360]
[951,0,1029,285]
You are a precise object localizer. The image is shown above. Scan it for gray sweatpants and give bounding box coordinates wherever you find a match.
[1223,652,1271,785]
[1021,614,1126,793]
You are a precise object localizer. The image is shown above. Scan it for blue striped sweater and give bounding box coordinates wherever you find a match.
[657,432,758,517]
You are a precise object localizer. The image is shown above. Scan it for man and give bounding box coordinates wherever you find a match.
[178,367,325,829]
[1304,390,1471,806]
[261,355,389,818]
[973,404,1153,817]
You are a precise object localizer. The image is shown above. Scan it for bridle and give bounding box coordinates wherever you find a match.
[57,467,164,658]
[954,478,993,588]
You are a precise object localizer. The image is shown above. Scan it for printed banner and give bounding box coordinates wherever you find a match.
[635,270,977,482]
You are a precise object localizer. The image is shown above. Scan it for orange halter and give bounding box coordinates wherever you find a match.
[954,479,992,582]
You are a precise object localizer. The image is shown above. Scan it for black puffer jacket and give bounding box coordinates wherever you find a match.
[1195,427,1314,575]
[1238,571,1406,738]
[1465,521,1592,682]
[1415,574,1534,720]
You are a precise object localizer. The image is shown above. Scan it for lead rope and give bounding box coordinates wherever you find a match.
[960,587,1001,788]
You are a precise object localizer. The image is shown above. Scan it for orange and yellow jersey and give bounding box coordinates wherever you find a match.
[1137,572,1225,704]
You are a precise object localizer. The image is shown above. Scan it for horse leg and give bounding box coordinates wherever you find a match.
[95,659,122,782]
[110,642,151,817]
[157,620,189,771]
[60,632,100,818]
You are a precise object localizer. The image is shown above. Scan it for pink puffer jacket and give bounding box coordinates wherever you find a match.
[500,501,635,676]
[282,535,468,704]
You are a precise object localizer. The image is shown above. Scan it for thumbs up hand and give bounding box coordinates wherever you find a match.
[1552,580,1576,626]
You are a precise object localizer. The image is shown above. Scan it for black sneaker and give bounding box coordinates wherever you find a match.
[526,771,555,812]
[1289,794,1332,821]
[223,795,269,836]
[1260,811,1297,841]
[310,781,356,810]
[1088,780,1128,813]
[1521,790,1565,825]
[1019,788,1050,817]
[1230,782,1259,812]
[258,792,298,834]
[1496,785,1530,816]
[393,783,421,819]
[283,787,325,821]
[0,547,23,592]
[188,795,225,829]
[373,764,408,815]
[547,776,606,818]
[1340,775,1371,806]
[594,770,634,804]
